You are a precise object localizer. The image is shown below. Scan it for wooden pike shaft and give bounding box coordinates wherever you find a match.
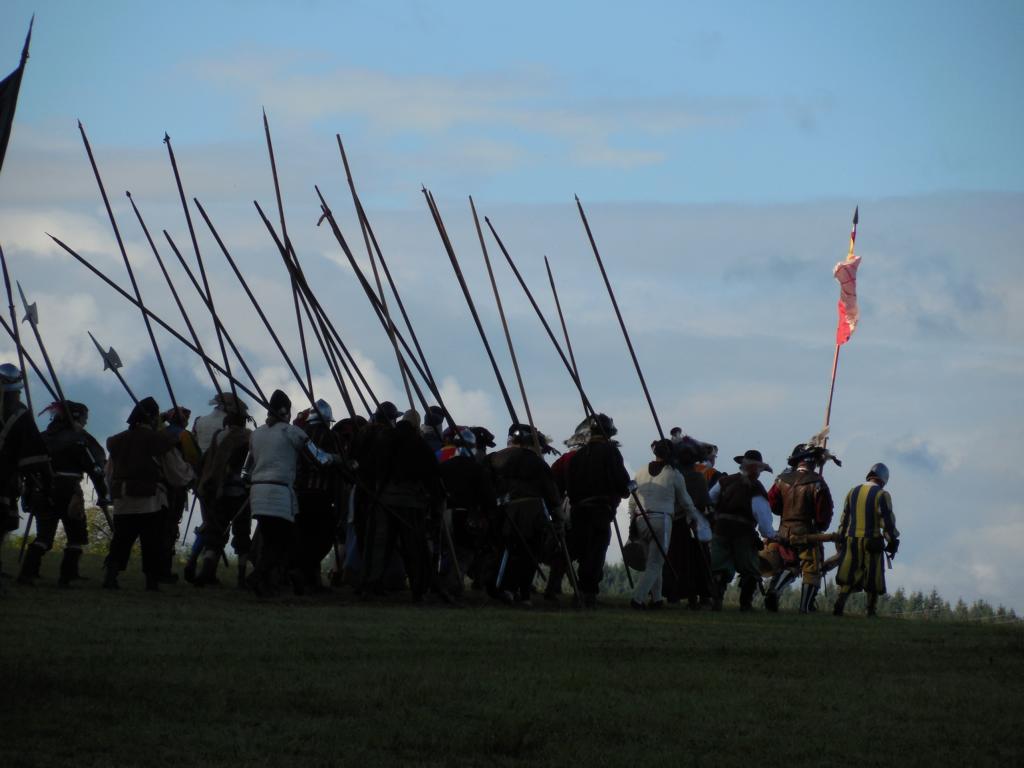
[162,231,267,405]
[335,137,416,412]
[0,313,57,402]
[78,122,179,414]
[470,196,540,454]
[314,188,442,411]
[337,136,449,423]
[194,197,318,409]
[575,196,663,440]
[48,233,265,406]
[423,189,519,425]
[484,217,593,417]
[163,133,234,402]
[261,111,314,399]
[0,244,33,413]
[126,192,221,398]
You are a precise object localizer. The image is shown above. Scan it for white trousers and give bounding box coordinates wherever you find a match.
[631,512,672,604]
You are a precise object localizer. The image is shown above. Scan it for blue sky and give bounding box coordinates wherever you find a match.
[1,1,1022,609]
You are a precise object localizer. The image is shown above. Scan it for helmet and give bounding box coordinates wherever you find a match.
[867,462,890,486]
[0,363,24,392]
[308,399,334,425]
[588,413,617,438]
[424,405,445,427]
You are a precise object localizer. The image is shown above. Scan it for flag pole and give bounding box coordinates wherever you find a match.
[822,206,859,448]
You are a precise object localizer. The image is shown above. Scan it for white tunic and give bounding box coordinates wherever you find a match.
[245,422,309,522]
[193,408,226,454]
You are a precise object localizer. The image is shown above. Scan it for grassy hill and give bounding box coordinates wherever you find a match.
[3,548,1022,767]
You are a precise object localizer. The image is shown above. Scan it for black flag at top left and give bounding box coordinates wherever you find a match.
[0,16,33,179]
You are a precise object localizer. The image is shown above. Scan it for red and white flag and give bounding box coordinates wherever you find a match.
[833,207,860,345]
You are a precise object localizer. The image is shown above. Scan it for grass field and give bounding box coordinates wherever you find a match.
[3,549,1022,768]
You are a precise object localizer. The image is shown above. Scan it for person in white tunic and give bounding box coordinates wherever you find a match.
[629,439,698,609]
[243,390,339,595]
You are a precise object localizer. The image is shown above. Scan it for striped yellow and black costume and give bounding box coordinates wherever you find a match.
[835,481,898,595]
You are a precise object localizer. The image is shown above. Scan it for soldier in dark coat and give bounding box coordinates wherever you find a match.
[437,425,496,595]
[17,400,107,587]
[565,414,630,608]
[105,397,193,591]
[193,407,252,587]
[486,423,561,606]
[0,364,51,583]
[709,450,777,611]
[363,409,444,601]
[291,399,340,593]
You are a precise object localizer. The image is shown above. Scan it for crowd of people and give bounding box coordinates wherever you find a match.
[0,362,900,616]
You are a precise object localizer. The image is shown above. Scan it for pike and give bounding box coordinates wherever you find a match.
[488,215,675,582]
[48,233,265,406]
[544,254,633,590]
[16,282,67,413]
[314,188,442,410]
[576,195,663,439]
[337,136,449,422]
[126,191,222,398]
[163,133,236,405]
[422,188,519,424]
[485,219,593,416]
[0,244,32,413]
[162,232,267,406]
[78,122,179,415]
[0,314,58,402]
[251,199,359,419]
[574,196,686,581]
[86,331,137,403]
[194,197,319,410]
[471,198,583,605]
[337,137,426,416]
[260,111,314,400]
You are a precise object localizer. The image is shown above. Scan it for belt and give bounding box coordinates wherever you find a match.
[251,480,291,488]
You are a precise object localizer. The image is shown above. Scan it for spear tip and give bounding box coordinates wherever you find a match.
[853,205,859,225]
[163,132,170,144]
[76,119,83,130]
[125,190,132,199]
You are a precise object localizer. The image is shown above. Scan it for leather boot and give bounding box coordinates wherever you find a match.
[808,586,819,613]
[236,555,249,589]
[799,583,816,614]
[58,549,82,587]
[833,591,849,617]
[145,573,160,592]
[17,545,44,585]
[102,564,120,590]
[866,592,879,617]
[739,577,757,611]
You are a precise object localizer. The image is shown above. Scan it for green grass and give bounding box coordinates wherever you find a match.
[3,548,1023,768]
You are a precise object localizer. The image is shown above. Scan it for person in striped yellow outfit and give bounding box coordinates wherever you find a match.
[833,463,899,617]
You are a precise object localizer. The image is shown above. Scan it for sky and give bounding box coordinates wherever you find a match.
[1,1,1022,609]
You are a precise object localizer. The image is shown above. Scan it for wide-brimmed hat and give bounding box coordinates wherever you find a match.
[733,449,772,473]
